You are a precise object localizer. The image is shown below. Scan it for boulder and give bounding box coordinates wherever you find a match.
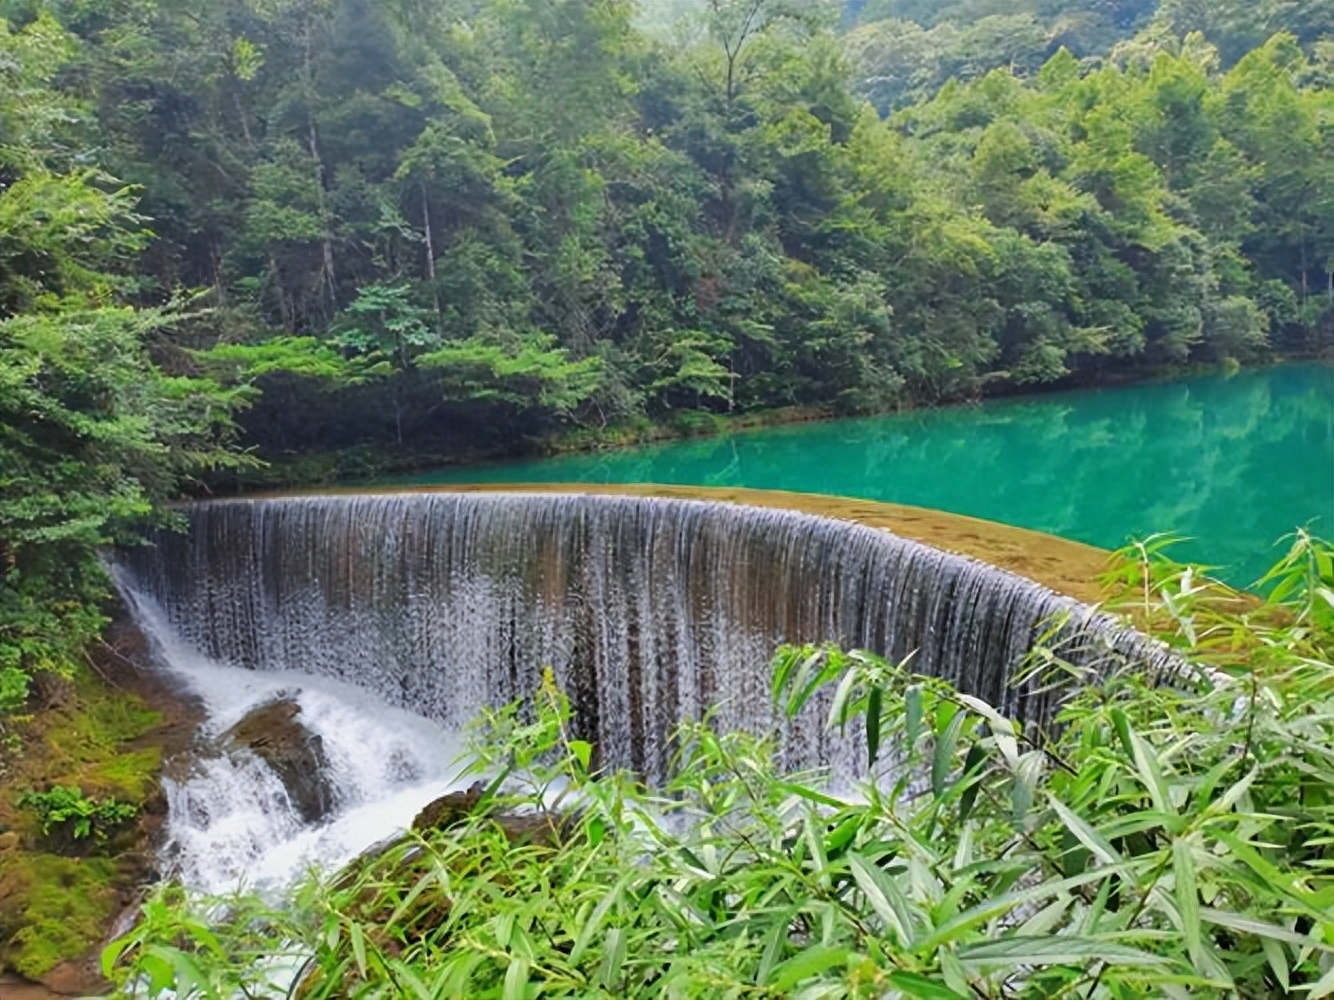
[220,700,334,824]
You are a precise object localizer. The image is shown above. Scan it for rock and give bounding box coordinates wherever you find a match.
[412,782,573,847]
[38,956,107,998]
[0,972,70,1000]
[411,782,485,833]
[220,700,334,824]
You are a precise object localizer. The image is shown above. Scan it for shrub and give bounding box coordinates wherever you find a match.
[18,785,137,844]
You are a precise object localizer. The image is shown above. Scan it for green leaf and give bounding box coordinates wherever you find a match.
[866,686,882,768]
[916,866,1132,953]
[503,956,530,1000]
[957,936,1170,969]
[756,911,793,986]
[849,853,916,945]
[569,739,592,770]
[767,945,849,993]
[1126,724,1174,816]
[1048,796,1122,866]
[1261,937,1289,991]
[932,708,964,799]
[598,926,627,989]
[957,742,987,822]
[1199,908,1333,950]
[570,876,628,965]
[349,919,368,977]
[1174,837,1228,983]
[905,684,923,761]
[886,970,967,999]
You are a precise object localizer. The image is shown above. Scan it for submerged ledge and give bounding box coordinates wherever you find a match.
[288,482,1112,603]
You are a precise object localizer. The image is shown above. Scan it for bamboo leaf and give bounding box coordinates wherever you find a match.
[916,866,1132,952]
[957,936,1170,969]
[958,742,987,822]
[905,684,923,760]
[849,852,916,945]
[570,876,628,965]
[886,970,967,999]
[866,686,883,768]
[1049,796,1122,866]
[756,911,794,986]
[932,709,965,799]
[1261,937,1290,991]
[598,926,627,989]
[767,945,849,993]
[1127,724,1174,815]
[503,956,530,1000]
[349,920,368,977]
[1199,908,1333,950]
[1173,837,1220,981]
[828,665,860,731]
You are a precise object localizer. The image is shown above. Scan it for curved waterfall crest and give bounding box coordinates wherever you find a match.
[113,492,1174,780]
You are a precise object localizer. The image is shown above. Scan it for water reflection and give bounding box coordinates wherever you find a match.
[406,364,1334,584]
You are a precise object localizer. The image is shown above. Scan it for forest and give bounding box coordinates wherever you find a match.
[1,0,1333,991]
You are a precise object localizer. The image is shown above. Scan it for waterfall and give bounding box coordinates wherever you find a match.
[113,492,1174,786]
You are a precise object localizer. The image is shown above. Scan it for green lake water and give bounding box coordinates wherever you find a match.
[399,363,1334,585]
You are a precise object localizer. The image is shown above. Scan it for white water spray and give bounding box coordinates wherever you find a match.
[117,584,469,894]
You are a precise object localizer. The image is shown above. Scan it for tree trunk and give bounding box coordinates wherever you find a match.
[421,182,443,335]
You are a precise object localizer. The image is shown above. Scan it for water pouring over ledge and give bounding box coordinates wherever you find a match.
[112,492,1177,790]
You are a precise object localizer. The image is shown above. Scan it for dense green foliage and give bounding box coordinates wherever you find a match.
[17,784,137,843]
[105,536,1334,998]
[845,0,1334,109]
[0,0,1327,469]
[0,14,248,717]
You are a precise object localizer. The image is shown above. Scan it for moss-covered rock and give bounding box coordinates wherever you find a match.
[0,853,120,981]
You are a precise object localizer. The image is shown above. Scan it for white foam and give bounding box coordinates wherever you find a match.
[117,581,470,895]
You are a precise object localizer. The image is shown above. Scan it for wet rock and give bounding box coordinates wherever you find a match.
[413,783,572,846]
[220,700,334,824]
[0,972,71,1000]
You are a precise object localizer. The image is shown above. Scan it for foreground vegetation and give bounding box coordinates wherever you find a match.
[103,535,1334,998]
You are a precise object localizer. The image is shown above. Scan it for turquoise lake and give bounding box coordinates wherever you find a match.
[401,363,1334,585]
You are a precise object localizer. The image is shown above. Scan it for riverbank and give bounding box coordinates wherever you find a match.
[216,358,1312,494]
[0,607,202,996]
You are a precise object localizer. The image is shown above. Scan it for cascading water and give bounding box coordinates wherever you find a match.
[113,492,1176,807]
[115,589,470,893]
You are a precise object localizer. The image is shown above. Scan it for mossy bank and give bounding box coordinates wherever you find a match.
[0,609,200,995]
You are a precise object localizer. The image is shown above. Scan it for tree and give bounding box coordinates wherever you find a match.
[0,13,248,707]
